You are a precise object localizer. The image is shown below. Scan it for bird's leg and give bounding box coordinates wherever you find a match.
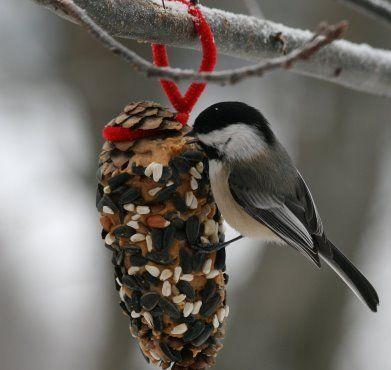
[192,235,244,254]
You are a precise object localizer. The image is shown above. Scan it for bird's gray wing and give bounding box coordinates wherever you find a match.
[228,169,321,267]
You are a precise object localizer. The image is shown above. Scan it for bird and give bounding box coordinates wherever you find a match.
[188,101,379,312]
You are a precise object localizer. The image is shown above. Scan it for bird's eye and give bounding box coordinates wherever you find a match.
[214,107,218,111]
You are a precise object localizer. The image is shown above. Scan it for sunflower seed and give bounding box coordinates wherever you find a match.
[131,311,141,318]
[172,157,190,173]
[119,188,139,205]
[144,162,156,177]
[196,162,204,173]
[180,274,194,282]
[160,342,182,363]
[190,177,198,190]
[191,324,213,347]
[134,275,150,290]
[163,226,176,249]
[202,259,213,275]
[172,294,186,304]
[155,185,177,202]
[212,314,220,329]
[136,206,150,215]
[119,287,126,301]
[108,173,131,190]
[145,265,160,277]
[177,281,195,300]
[105,233,115,245]
[172,193,188,213]
[159,298,181,320]
[181,151,204,162]
[183,320,205,342]
[151,229,163,250]
[102,206,114,214]
[171,323,188,335]
[173,266,182,283]
[214,248,226,270]
[119,301,131,316]
[142,271,160,286]
[171,218,185,229]
[149,350,160,361]
[122,275,141,291]
[200,293,221,317]
[129,255,148,267]
[190,196,198,210]
[206,270,220,279]
[185,191,194,207]
[125,293,141,312]
[128,266,140,275]
[129,233,145,243]
[174,229,187,241]
[127,221,139,229]
[103,186,111,194]
[225,305,230,318]
[183,302,194,318]
[189,167,202,180]
[179,248,193,274]
[192,252,206,272]
[153,315,164,332]
[152,163,163,182]
[186,216,200,245]
[114,225,134,238]
[132,214,141,220]
[123,203,135,212]
[142,311,154,328]
[145,235,153,252]
[201,280,217,302]
[140,292,160,311]
[217,308,226,322]
[162,281,171,297]
[192,301,202,315]
[159,269,173,281]
[148,187,162,196]
[146,251,173,265]
[166,180,174,187]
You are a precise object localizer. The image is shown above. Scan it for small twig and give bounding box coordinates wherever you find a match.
[338,0,391,27]
[50,0,346,85]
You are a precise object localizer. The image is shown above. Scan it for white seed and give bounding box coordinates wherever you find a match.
[192,301,202,315]
[213,314,220,329]
[132,214,141,221]
[150,351,161,361]
[103,186,111,194]
[196,161,204,173]
[210,233,219,244]
[190,176,198,190]
[225,305,230,318]
[152,163,163,182]
[115,277,122,287]
[130,233,146,242]
[200,236,209,244]
[180,274,194,282]
[119,287,125,302]
[166,181,174,187]
[172,294,186,304]
[148,187,162,196]
[127,266,140,275]
[185,191,194,207]
[136,206,150,215]
[102,206,114,214]
[217,308,226,323]
[145,265,160,277]
[183,302,194,318]
[206,270,220,279]
[104,233,115,245]
[171,323,188,335]
[123,203,135,212]
[218,223,226,233]
[126,221,139,229]
[203,259,213,275]
[160,269,173,281]
[162,281,172,297]
[190,167,202,179]
[142,311,154,328]
[204,220,217,236]
[174,266,182,283]
[146,235,153,252]
[131,311,141,318]
[144,162,156,177]
[190,196,198,210]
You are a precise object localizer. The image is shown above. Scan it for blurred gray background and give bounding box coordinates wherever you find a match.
[1,1,390,369]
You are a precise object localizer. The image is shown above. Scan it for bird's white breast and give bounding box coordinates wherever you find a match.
[209,160,279,241]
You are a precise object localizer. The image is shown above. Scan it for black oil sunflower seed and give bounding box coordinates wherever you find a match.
[129,255,148,267]
[172,156,191,173]
[171,217,185,229]
[125,294,141,312]
[98,195,119,213]
[181,151,204,162]
[163,225,176,249]
[177,281,195,300]
[119,187,139,205]
[108,173,131,190]
[142,271,160,286]
[153,315,164,332]
[192,252,206,272]
[146,251,173,265]
[114,266,123,280]
[134,275,150,290]
[113,225,134,238]
[122,275,142,291]
[165,211,180,221]
[186,216,200,245]
[174,229,187,241]
[155,185,177,202]
[151,229,163,250]
[179,248,193,274]
[191,324,213,347]
[119,301,131,317]
[172,193,188,213]
[201,280,217,302]
[151,305,164,317]
[160,342,182,362]
[200,292,221,318]
[223,273,229,284]
[214,248,226,271]
[140,292,160,311]
[183,321,206,342]
[96,185,103,209]
[131,163,145,176]
[159,298,181,320]
[159,166,172,182]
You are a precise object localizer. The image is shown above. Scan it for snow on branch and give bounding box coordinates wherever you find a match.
[338,0,391,27]
[33,0,391,97]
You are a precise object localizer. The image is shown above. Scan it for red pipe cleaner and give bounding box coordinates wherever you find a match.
[103,0,217,142]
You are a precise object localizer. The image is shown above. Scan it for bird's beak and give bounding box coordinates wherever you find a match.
[184,130,199,144]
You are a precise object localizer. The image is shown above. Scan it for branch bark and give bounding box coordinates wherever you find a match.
[338,0,391,27]
[32,0,391,97]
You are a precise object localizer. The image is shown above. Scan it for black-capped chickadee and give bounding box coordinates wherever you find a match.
[189,101,379,312]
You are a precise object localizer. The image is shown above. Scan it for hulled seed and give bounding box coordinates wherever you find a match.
[130,233,146,242]
[206,270,220,279]
[103,206,114,214]
[136,206,150,215]
[213,315,220,329]
[192,301,202,315]
[190,177,198,190]
[105,233,115,245]
[145,265,160,277]
[190,167,202,179]
[185,191,194,207]
[172,294,186,304]
[131,311,141,318]
[123,203,135,212]
[225,305,230,318]
[166,180,174,187]
[190,196,198,210]
[103,186,111,194]
[142,311,154,328]
[196,162,204,173]
[183,302,194,318]
[128,266,140,275]
[171,323,188,335]
[144,162,156,177]
[148,187,162,196]
[180,274,194,282]
[202,259,213,275]
[149,350,160,361]
[217,308,226,323]
[160,269,173,281]
[162,281,172,297]
[174,266,182,283]
[132,214,141,220]
[152,163,163,182]
[204,220,218,236]
[146,235,153,252]
[127,221,139,229]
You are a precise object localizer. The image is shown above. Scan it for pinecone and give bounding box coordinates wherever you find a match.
[96,102,229,369]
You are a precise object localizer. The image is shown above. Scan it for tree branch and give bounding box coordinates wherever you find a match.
[338,0,391,27]
[32,0,391,97]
